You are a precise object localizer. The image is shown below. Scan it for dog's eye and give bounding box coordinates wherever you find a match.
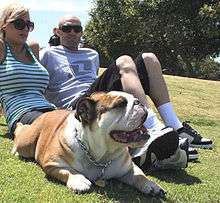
[116,99,127,108]
[134,100,140,105]
[109,97,127,110]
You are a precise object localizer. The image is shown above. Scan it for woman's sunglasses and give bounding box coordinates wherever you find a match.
[11,18,34,32]
[59,24,83,33]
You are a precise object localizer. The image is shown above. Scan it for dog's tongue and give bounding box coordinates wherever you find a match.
[110,125,150,143]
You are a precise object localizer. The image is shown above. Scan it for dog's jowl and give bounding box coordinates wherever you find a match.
[12,91,165,197]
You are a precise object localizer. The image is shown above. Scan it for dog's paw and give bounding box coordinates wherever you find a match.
[14,122,29,137]
[67,174,92,193]
[142,180,166,198]
[11,146,19,156]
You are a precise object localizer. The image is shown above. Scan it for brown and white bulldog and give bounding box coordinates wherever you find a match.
[12,91,165,197]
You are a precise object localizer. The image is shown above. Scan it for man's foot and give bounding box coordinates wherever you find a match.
[131,127,186,170]
[179,138,199,161]
[151,147,188,170]
[177,122,213,149]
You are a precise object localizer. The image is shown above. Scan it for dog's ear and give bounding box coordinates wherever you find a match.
[75,97,97,124]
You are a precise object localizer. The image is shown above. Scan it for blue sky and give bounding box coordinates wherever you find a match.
[1,0,94,47]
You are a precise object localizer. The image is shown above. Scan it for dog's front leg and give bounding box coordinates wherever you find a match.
[118,163,166,198]
[45,167,92,193]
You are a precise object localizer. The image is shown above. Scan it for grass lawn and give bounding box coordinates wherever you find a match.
[0,75,220,203]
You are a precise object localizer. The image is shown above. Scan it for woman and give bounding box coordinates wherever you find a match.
[0,3,56,138]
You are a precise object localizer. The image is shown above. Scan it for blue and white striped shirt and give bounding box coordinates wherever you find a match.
[0,43,56,132]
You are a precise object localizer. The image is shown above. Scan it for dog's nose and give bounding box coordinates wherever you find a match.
[134,99,147,111]
[133,99,146,109]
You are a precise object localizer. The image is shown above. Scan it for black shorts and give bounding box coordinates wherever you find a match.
[85,53,150,98]
[10,108,54,138]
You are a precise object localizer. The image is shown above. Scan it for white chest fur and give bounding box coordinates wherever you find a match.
[63,114,132,181]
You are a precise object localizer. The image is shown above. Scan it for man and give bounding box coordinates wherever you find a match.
[48,34,60,46]
[48,28,60,47]
[40,15,212,169]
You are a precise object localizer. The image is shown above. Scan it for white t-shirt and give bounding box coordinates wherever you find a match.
[40,45,99,108]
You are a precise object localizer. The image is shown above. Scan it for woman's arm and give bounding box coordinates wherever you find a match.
[0,39,5,63]
[0,40,5,114]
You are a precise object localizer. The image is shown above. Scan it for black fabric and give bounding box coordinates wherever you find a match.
[19,108,54,125]
[83,53,150,97]
[134,54,150,95]
[10,108,54,138]
[88,61,122,94]
[19,110,44,125]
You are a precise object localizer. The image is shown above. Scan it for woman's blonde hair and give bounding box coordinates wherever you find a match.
[0,2,29,39]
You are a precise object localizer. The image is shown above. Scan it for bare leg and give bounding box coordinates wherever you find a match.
[116,55,165,129]
[142,53,170,107]
[116,55,150,108]
[142,53,182,129]
[116,54,170,107]
[116,54,182,130]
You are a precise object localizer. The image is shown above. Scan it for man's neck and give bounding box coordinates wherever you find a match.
[61,44,78,52]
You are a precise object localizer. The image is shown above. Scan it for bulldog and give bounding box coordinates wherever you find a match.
[12,91,165,197]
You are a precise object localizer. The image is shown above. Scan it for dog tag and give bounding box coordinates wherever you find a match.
[95,179,106,187]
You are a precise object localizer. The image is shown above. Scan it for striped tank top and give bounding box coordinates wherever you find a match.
[0,42,56,132]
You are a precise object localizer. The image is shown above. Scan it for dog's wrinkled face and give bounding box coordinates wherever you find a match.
[75,91,149,147]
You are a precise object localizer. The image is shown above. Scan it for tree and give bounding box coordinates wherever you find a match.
[84,0,220,78]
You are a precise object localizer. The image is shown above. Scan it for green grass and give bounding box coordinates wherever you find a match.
[0,75,220,203]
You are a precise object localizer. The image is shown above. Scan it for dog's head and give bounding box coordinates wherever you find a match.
[75,91,149,148]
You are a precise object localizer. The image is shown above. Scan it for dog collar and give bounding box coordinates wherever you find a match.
[74,128,112,180]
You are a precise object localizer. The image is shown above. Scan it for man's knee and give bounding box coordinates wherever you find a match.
[142,53,162,74]
[116,55,136,73]
[142,53,159,64]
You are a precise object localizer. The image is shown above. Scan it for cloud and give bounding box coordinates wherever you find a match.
[1,0,93,12]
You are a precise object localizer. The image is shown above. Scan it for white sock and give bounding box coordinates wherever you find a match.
[157,102,183,130]
[144,108,165,130]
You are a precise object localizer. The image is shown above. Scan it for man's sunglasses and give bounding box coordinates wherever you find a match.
[59,24,83,33]
[11,18,34,32]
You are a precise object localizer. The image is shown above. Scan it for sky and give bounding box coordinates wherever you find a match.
[0,0,94,47]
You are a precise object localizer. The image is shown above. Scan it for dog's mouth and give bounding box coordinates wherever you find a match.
[110,125,150,144]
